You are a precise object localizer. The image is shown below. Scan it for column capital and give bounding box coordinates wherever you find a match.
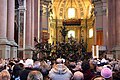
[92,0,102,4]
[101,0,107,3]
[92,0,107,4]
[93,0,107,16]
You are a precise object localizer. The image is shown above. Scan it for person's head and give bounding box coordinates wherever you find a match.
[81,60,90,71]
[72,71,84,80]
[27,70,43,80]
[96,66,103,73]
[33,61,40,68]
[0,70,10,80]
[25,59,34,68]
[91,75,105,80]
[12,64,23,78]
[56,58,63,64]
[101,67,112,79]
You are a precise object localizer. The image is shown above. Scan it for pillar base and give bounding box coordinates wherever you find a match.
[24,46,34,59]
[9,40,18,59]
[0,38,11,45]
[9,40,18,47]
[0,38,11,59]
[112,46,120,59]
[10,47,17,59]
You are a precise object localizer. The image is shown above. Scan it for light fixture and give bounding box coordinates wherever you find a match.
[89,28,93,38]
[92,45,99,59]
[68,0,75,19]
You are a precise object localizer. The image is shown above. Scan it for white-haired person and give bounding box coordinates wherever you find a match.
[48,58,73,80]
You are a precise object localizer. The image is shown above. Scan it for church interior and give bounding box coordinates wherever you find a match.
[0,0,120,80]
[0,0,120,60]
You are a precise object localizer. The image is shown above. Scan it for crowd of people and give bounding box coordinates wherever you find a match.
[0,56,120,80]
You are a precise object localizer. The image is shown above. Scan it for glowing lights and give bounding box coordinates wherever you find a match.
[92,45,99,59]
[68,30,75,38]
[68,8,75,19]
[89,28,93,38]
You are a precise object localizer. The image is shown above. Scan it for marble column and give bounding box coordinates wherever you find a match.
[102,0,108,48]
[108,0,116,51]
[25,0,32,58]
[34,0,39,43]
[94,1,103,45]
[7,0,18,59]
[40,2,43,42]
[0,0,11,59]
[115,0,120,45]
[113,0,120,59]
[30,0,35,58]
[38,0,40,42]
[94,0,108,47]
[31,0,34,48]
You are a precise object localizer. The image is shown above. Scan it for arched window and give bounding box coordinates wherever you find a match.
[68,7,76,19]
[68,30,75,38]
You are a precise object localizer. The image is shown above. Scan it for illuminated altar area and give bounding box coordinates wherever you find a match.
[48,0,95,52]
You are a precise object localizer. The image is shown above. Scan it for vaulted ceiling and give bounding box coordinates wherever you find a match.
[51,0,93,19]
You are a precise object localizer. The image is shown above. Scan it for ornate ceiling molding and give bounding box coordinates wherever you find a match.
[51,0,92,19]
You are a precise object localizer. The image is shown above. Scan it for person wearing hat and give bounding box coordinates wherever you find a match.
[101,67,112,80]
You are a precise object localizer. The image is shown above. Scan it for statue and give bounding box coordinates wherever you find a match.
[60,26,69,42]
[32,37,52,61]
